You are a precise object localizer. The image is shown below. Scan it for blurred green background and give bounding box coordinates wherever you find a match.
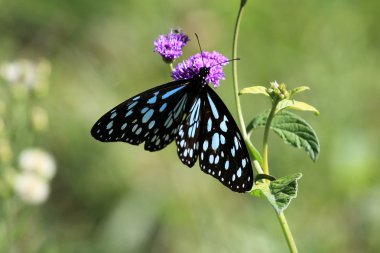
[1,0,379,252]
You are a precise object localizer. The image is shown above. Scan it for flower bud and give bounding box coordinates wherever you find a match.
[268,81,291,102]
[270,81,279,89]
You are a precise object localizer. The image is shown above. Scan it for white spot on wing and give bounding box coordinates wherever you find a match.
[224,160,229,170]
[209,155,214,164]
[234,136,239,150]
[237,168,242,178]
[203,141,209,151]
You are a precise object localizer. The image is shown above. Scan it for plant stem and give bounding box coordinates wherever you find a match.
[232,0,261,163]
[232,2,246,138]
[277,212,299,253]
[262,103,277,175]
[231,1,299,253]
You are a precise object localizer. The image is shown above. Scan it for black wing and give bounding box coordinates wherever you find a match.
[176,95,202,167]
[91,79,192,151]
[198,86,253,192]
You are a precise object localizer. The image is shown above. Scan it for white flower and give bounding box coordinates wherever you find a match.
[19,148,56,180]
[270,80,279,89]
[0,60,37,88]
[13,173,50,205]
[0,62,21,83]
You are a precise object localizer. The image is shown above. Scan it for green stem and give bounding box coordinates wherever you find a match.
[231,1,298,253]
[232,0,261,164]
[262,102,277,175]
[277,212,299,253]
[232,0,246,138]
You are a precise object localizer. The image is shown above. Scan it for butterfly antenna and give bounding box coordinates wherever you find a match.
[195,33,206,67]
[209,58,240,69]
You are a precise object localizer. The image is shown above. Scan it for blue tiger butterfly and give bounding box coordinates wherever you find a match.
[91,56,253,192]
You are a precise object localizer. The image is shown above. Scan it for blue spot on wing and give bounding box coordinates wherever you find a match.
[207,94,219,119]
[159,103,167,112]
[142,109,154,123]
[162,86,186,99]
[147,96,157,104]
[212,133,219,150]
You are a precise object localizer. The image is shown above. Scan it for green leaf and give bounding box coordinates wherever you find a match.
[269,173,302,213]
[276,99,320,115]
[246,109,269,134]
[247,110,320,161]
[250,186,265,198]
[250,173,302,214]
[290,86,310,96]
[239,86,269,96]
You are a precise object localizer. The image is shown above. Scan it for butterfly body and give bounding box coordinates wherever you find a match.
[91,66,254,192]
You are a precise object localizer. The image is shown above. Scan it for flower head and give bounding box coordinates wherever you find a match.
[154,29,190,63]
[19,148,56,180]
[14,173,50,205]
[171,51,229,88]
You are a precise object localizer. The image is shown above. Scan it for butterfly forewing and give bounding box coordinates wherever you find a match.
[91,79,190,150]
[144,91,190,151]
[176,95,202,167]
[198,86,253,192]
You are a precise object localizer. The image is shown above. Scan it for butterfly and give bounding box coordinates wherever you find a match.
[91,66,254,192]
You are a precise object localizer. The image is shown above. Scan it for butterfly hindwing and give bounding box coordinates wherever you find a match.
[91,79,191,151]
[176,95,202,167]
[198,86,253,192]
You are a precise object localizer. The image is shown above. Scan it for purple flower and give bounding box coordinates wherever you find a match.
[154,29,190,63]
[171,51,229,88]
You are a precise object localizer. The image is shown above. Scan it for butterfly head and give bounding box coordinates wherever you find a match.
[199,66,210,84]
